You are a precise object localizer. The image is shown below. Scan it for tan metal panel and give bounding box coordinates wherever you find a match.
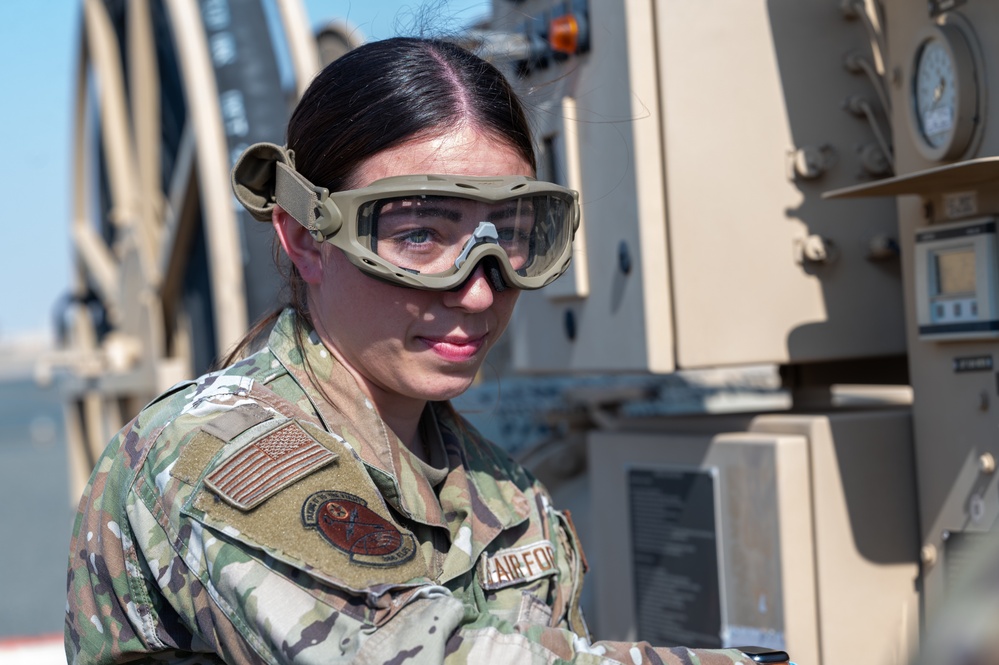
[867,0,999,620]
[82,0,142,241]
[502,0,676,373]
[502,0,906,373]
[128,0,163,285]
[750,411,919,665]
[658,0,904,367]
[164,0,248,356]
[586,409,918,665]
[274,0,321,97]
[587,429,819,662]
[534,96,591,301]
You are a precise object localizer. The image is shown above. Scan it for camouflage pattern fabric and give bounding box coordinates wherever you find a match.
[66,309,758,664]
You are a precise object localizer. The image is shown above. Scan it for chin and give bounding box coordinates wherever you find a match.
[411,373,479,402]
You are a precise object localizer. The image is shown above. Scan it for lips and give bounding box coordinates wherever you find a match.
[418,333,487,361]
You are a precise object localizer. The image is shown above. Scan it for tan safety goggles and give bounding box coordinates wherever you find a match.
[232,142,580,291]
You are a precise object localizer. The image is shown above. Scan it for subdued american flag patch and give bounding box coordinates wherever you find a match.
[205,421,337,511]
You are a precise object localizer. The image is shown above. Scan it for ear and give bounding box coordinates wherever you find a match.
[272,206,324,284]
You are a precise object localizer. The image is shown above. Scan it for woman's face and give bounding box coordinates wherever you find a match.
[309,126,532,408]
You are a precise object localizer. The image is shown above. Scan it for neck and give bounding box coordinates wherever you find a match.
[374,392,427,459]
[321,340,428,459]
[347,363,427,453]
[306,309,430,460]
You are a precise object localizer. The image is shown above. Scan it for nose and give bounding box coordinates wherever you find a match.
[442,264,496,312]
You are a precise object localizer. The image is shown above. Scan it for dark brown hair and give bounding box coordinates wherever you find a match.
[221,37,536,365]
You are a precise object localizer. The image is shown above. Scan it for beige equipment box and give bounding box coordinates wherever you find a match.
[484,0,999,661]
[587,410,919,665]
[490,0,906,373]
[826,0,999,628]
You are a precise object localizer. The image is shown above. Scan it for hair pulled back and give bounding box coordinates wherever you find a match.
[288,37,536,192]
[222,37,536,366]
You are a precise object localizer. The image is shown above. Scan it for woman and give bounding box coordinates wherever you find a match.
[66,37,771,664]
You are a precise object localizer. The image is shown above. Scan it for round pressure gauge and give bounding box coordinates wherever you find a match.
[909,22,980,161]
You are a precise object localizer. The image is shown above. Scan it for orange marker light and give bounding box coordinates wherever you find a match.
[549,14,580,55]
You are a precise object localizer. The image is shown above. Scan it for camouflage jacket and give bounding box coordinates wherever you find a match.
[66,309,757,665]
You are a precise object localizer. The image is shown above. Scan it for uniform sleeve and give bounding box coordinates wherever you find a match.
[121,504,758,665]
[128,465,757,665]
[65,424,235,663]
[66,427,146,663]
[67,401,764,665]
[464,616,756,665]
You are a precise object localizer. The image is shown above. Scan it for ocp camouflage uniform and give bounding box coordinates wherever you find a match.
[66,309,755,664]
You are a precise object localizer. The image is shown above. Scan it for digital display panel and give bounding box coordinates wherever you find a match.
[935,248,976,296]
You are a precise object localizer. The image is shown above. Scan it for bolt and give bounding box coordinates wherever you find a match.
[970,495,987,523]
[867,235,899,260]
[791,145,832,179]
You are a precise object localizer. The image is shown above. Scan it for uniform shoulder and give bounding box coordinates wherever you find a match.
[114,350,291,464]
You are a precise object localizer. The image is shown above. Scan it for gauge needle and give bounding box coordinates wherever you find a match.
[934,78,945,103]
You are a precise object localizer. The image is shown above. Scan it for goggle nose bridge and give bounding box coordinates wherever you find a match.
[446,253,509,293]
[453,221,501,270]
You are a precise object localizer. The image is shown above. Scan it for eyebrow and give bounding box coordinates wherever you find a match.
[377,198,532,225]
[486,203,531,222]
[378,203,463,222]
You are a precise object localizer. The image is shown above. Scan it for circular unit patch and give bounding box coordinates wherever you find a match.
[302,490,417,567]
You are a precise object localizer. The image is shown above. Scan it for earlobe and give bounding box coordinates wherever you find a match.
[272,206,324,284]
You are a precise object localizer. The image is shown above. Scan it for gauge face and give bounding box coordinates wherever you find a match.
[914,38,957,149]
[909,22,980,161]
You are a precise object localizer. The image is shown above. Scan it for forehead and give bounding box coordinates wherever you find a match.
[352,126,534,187]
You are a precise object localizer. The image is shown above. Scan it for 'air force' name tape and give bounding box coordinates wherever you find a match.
[479,540,558,590]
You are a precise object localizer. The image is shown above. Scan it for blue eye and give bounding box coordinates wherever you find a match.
[404,229,432,244]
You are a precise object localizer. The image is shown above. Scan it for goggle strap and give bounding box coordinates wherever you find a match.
[275,161,328,239]
[230,141,295,222]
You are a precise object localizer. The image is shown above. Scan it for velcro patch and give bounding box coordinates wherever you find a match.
[479,540,558,590]
[206,421,337,511]
[302,491,417,567]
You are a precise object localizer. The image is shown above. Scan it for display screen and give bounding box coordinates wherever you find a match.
[936,248,976,296]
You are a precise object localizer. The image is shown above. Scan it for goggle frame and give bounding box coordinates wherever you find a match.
[296,173,580,291]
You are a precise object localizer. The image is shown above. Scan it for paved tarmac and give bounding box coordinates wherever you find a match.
[0,374,74,642]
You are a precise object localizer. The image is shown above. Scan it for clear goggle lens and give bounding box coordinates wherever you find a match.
[357,194,574,278]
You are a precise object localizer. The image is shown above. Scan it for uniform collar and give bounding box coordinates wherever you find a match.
[266,310,530,544]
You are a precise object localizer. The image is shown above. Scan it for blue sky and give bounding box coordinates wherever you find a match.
[0,0,489,340]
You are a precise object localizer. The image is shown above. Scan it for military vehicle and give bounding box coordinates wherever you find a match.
[57,0,999,663]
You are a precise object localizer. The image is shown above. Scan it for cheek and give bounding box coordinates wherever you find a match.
[491,289,520,334]
[313,251,427,337]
